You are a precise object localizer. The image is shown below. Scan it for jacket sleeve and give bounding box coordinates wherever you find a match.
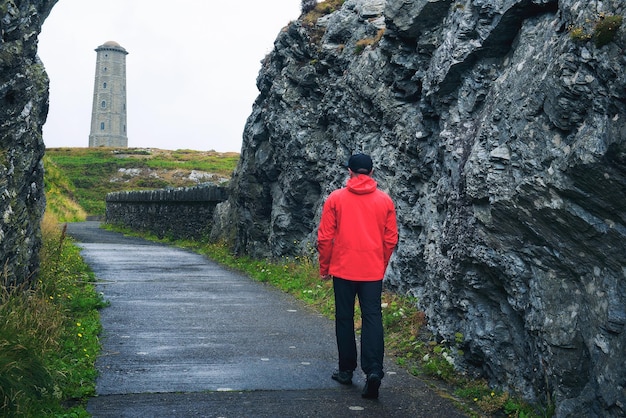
[382,201,398,268]
[317,197,336,276]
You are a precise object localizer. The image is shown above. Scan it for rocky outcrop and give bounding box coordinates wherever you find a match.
[1,0,57,287]
[212,0,626,415]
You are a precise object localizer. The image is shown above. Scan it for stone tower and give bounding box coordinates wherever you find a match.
[89,41,128,147]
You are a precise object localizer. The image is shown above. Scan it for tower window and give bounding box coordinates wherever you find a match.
[103,82,107,88]
[101,101,106,108]
[100,122,105,130]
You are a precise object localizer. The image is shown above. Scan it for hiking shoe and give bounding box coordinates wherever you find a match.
[361,373,381,399]
[331,369,353,385]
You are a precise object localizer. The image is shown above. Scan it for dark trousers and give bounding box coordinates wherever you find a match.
[333,277,384,376]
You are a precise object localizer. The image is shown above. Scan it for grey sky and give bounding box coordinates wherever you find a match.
[38,1,303,152]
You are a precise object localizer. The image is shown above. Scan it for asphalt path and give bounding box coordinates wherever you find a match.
[67,222,467,417]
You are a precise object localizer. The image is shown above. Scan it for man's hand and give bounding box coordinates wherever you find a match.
[320,274,332,281]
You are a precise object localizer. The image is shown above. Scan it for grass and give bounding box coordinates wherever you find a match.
[0,212,107,417]
[301,0,347,44]
[45,147,239,217]
[355,28,385,54]
[302,0,346,26]
[44,155,87,223]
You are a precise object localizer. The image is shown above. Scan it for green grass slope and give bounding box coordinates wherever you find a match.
[45,147,239,218]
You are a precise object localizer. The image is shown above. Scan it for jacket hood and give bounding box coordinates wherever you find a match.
[346,174,377,195]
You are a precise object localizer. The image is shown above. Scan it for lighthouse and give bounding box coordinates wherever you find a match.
[88,41,128,147]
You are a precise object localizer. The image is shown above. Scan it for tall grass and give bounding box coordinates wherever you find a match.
[0,212,106,416]
[44,155,87,222]
[0,284,58,416]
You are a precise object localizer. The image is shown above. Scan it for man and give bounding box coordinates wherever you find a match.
[317,153,398,399]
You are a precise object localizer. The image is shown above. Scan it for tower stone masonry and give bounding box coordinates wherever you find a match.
[89,41,128,147]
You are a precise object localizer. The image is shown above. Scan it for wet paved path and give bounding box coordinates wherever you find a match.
[67,222,467,417]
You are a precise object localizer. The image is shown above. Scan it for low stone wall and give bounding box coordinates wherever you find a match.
[105,185,228,240]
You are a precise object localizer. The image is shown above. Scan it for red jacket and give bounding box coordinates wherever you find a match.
[318,174,398,281]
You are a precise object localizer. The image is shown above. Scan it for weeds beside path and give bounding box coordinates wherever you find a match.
[1,213,106,417]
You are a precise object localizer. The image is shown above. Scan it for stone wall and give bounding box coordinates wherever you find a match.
[0,0,57,288]
[106,185,228,240]
[210,0,626,416]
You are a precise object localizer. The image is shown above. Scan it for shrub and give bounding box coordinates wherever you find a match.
[593,14,623,47]
[568,13,623,47]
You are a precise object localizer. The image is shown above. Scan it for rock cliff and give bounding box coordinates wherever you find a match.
[1,0,56,287]
[214,0,626,415]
